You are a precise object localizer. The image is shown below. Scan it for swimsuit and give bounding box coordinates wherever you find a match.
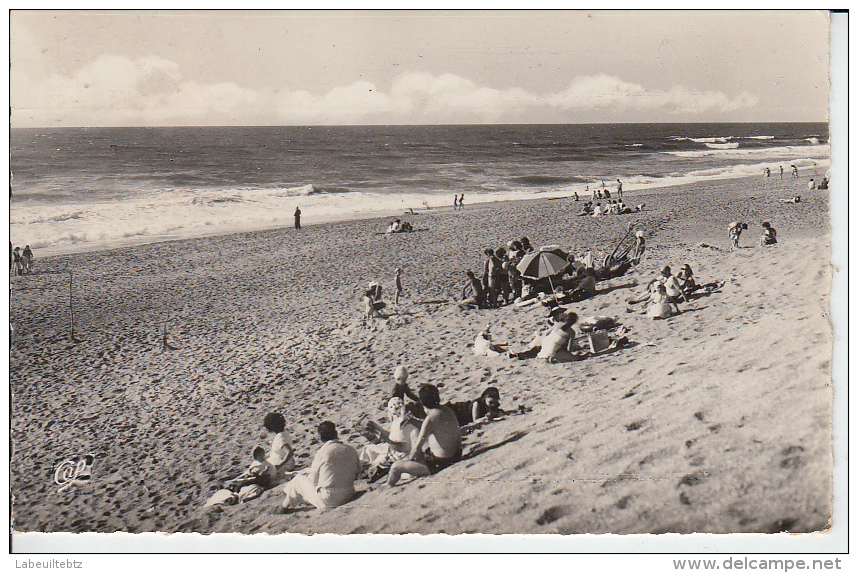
[424,448,462,474]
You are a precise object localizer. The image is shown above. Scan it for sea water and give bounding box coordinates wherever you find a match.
[10,123,829,255]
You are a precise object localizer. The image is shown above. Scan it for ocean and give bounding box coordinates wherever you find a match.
[10,123,829,255]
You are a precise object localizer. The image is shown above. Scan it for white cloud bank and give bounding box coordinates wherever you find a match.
[12,56,760,127]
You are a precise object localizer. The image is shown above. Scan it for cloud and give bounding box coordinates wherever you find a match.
[543,74,760,114]
[11,58,759,127]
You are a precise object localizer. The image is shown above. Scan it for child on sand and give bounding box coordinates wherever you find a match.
[728,222,747,249]
[644,284,681,319]
[382,365,425,419]
[394,268,403,305]
[221,445,277,503]
[760,222,778,245]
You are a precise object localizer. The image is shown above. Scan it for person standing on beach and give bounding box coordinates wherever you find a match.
[394,268,404,305]
[453,195,459,210]
[616,179,623,199]
[779,165,784,180]
[279,421,360,512]
[294,206,301,229]
[791,164,799,178]
[764,167,771,179]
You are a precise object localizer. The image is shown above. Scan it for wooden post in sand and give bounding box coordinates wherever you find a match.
[68,269,75,342]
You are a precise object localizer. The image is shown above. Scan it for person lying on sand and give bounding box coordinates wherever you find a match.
[760,222,778,245]
[387,384,463,486]
[675,264,726,296]
[473,324,508,357]
[263,412,295,477]
[381,365,425,419]
[447,387,504,427]
[360,397,420,482]
[278,421,360,512]
[459,270,487,310]
[781,196,801,204]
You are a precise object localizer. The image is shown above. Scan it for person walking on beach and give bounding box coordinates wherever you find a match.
[394,268,404,305]
[453,195,459,210]
[279,421,360,512]
[616,179,623,199]
[459,194,465,209]
[294,206,301,229]
[791,164,799,178]
[728,222,747,249]
[11,247,22,277]
[21,245,33,274]
[387,384,462,486]
[779,165,784,180]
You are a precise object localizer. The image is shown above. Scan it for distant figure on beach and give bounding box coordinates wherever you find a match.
[728,222,747,249]
[387,384,463,486]
[263,412,295,476]
[520,237,534,253]
[22,245,33,274]
[658,265,688,303]
[616,179,623,199]
[595,189,602,200]
[807,179,815,190]
[294,206,301,229]
[509,311,579,363]
[779,165,784,179]
[760,222,778,245]
[279,421,360,512]
[459,194,465,209]
[453,195,459,210]
[495,247,512,304]
[592,202,604,217]
[460,270,486,310]
[11,247,22,277]
[394,268,403,305]
[764,167,771,179]
[573,191,579,201]
[506,244,524,300]
[791,164,799,178]
[781,196,801,204]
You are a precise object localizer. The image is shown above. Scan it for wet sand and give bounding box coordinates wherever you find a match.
[10,174,833,535]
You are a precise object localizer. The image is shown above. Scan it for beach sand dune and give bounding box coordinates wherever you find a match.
[10,175,832,534]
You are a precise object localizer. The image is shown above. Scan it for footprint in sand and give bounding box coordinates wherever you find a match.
[535,505,570,525]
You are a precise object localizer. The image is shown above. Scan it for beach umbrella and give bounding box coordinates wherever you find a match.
[517,247,569,293]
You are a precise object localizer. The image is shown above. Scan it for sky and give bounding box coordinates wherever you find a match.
[9,10,831,127]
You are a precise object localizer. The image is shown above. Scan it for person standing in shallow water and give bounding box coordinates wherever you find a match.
[294,206,301,229]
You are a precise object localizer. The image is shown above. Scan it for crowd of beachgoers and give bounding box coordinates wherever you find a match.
[197,177,790,515]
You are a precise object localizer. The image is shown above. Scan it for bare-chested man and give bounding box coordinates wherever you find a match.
[387,383,463,485]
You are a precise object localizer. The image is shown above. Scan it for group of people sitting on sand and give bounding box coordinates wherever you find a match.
[625,264,724,319]
[385,219,414,234]
[208,364,511,513]
[577,200,642,217]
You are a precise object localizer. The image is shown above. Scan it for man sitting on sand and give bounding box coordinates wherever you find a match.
[387,384,463,486]
[459,270,486,310]
[278,421,360,512]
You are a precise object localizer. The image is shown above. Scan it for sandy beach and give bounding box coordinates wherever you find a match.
[9,173,833,535]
